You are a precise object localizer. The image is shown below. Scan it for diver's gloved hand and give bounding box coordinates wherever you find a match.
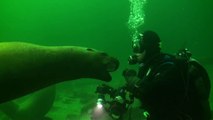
[122,68,137,78]
[96,84,114,95]
[122,69,140,93]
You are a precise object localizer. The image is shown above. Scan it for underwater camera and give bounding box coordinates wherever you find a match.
[94,84,134,120]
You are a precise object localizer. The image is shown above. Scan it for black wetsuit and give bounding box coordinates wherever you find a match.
[133,53,211,120]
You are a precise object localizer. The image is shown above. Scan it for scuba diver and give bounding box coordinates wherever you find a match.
[127,30,211,120]
[95,30,211,120]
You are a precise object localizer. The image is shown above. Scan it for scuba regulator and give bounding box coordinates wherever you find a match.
[128,33,145,65]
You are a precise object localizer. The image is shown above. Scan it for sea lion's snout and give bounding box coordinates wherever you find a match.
[83,50,120,81]
[95,53,119,82]
[100,52,119,72]
[106,57,119,72]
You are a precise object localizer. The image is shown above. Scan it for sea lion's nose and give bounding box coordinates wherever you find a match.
[98,51,119,72]
[106,57,119,72]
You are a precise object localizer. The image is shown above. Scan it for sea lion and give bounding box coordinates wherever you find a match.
[0,42,119,103]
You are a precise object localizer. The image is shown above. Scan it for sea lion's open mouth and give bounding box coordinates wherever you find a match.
[98,57,119,81]
[106,58,119,72]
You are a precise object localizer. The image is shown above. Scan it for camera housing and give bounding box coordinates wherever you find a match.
[95,84,134,120]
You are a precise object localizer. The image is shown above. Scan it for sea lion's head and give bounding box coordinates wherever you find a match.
[59,47,119,82]
[81,48,119,81]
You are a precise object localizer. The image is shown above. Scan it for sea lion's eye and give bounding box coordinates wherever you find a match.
[87,48,94,52]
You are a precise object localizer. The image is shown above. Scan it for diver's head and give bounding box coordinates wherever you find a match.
[130,30,161,64]
[132,30,161,53]
[139,30,161,54]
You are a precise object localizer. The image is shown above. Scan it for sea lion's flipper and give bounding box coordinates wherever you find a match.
[0,86,56,120]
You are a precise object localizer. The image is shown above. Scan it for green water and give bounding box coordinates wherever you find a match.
[0,0,213,119]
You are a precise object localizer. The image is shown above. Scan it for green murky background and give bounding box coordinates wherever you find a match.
[0,0,212,119]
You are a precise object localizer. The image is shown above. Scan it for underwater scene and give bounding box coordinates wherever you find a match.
[0,0,213,119]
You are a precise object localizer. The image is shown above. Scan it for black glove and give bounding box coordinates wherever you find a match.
[122,68,137,78]
[96,84,114,95]
[122,69,140,93]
